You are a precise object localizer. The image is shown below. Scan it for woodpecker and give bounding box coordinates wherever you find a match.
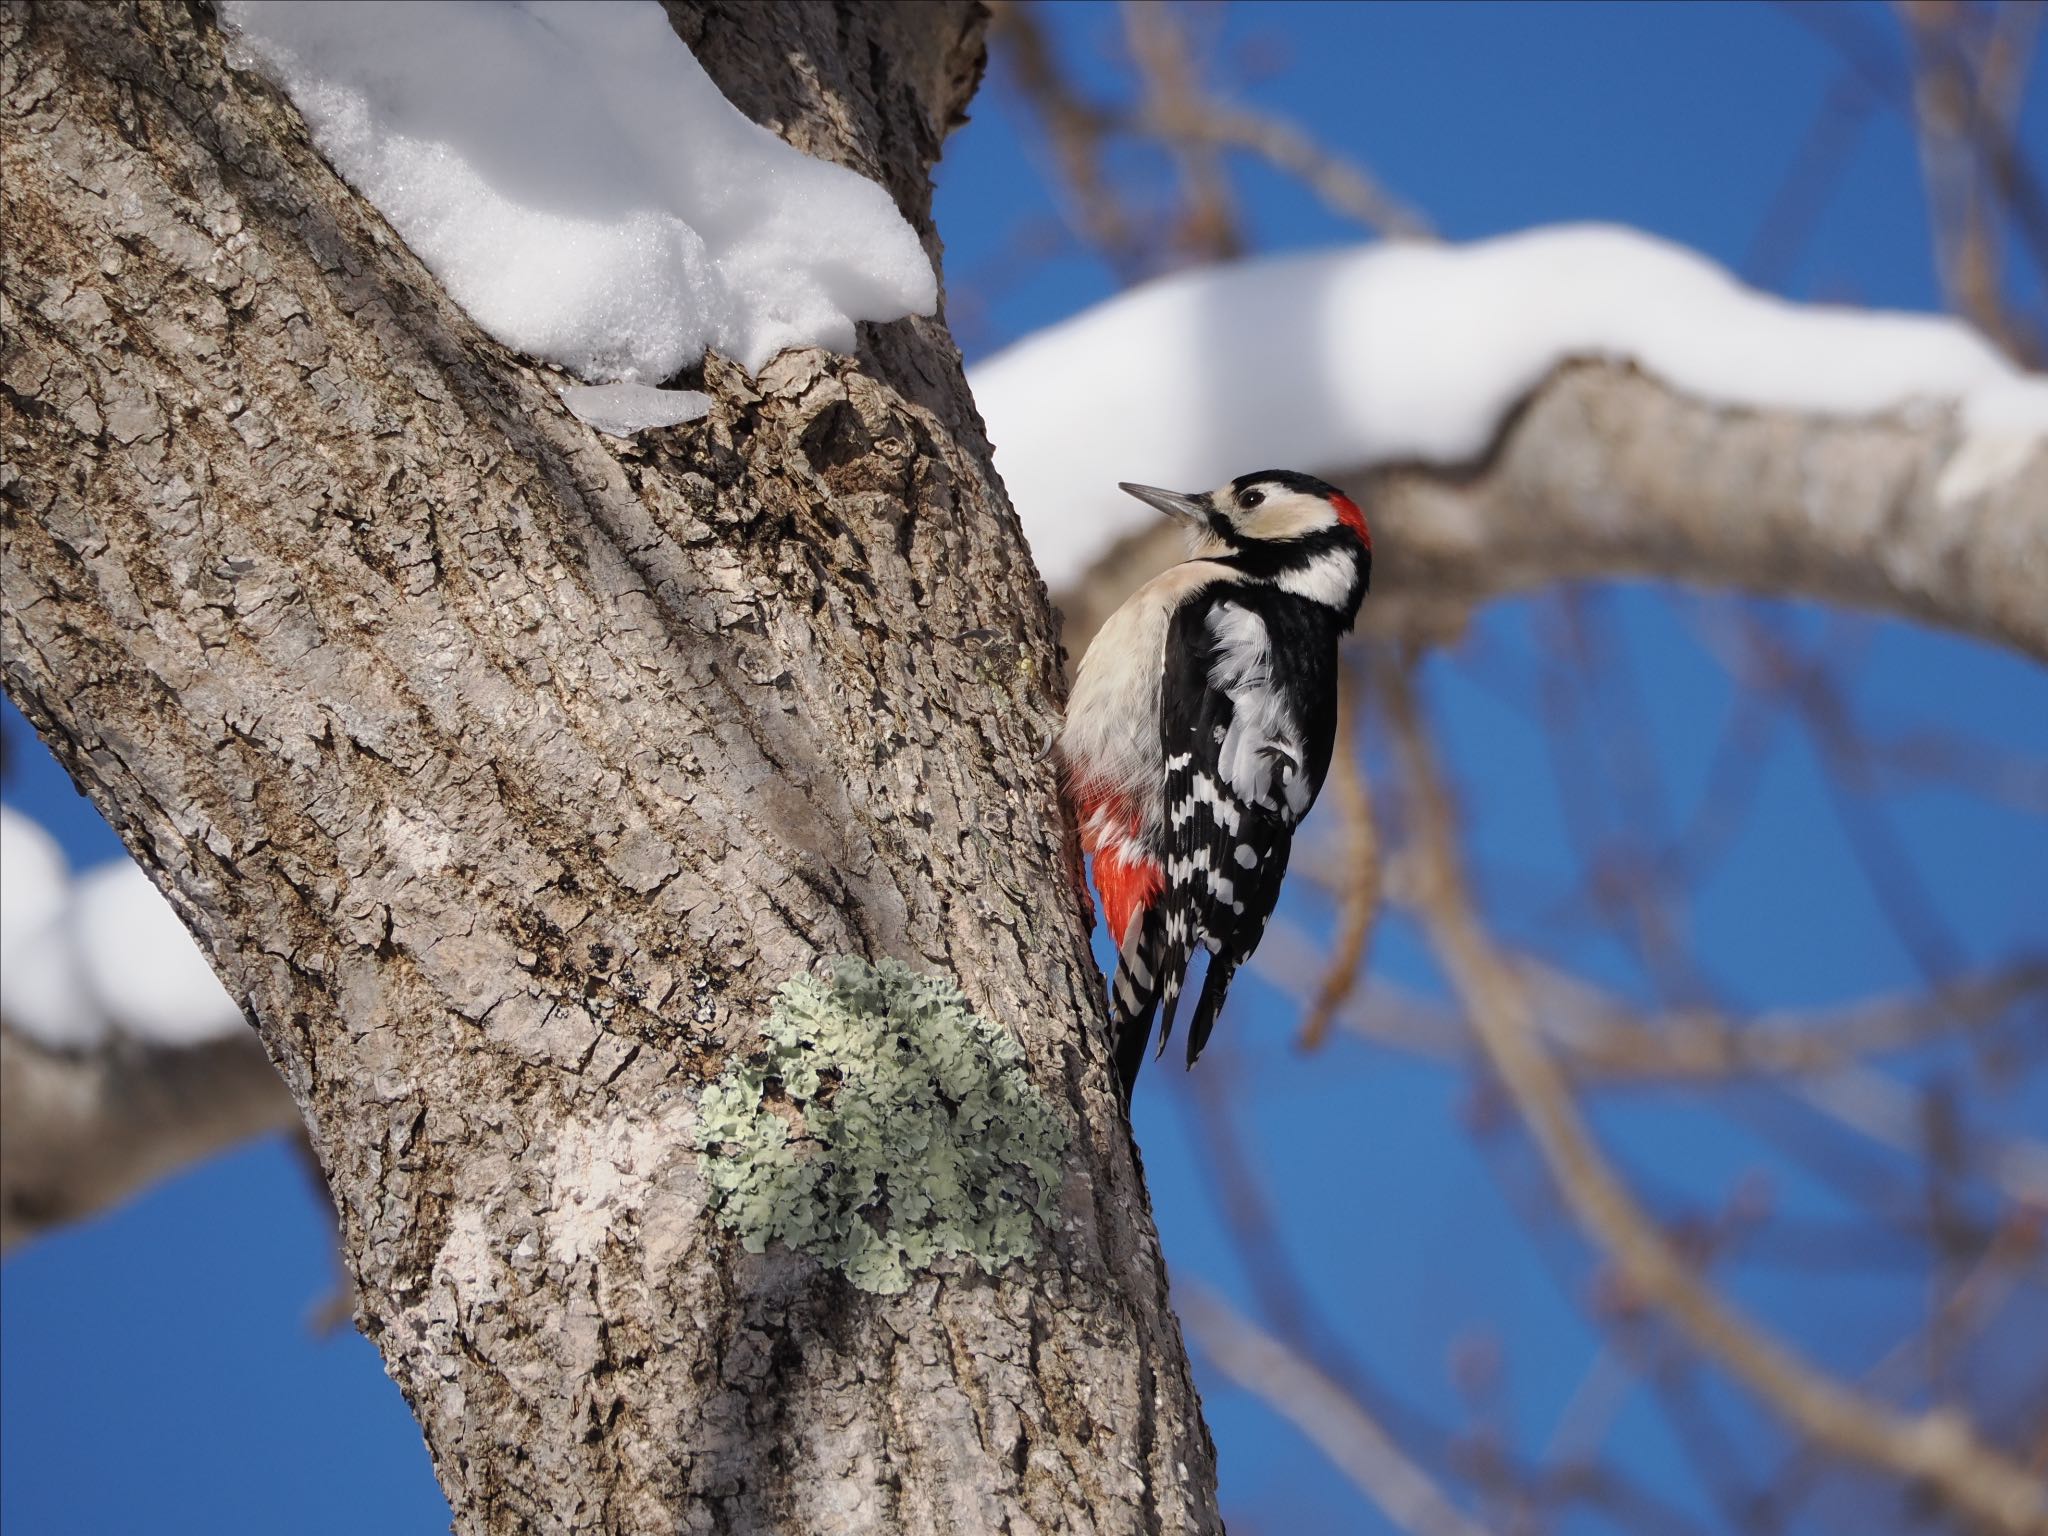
[1059,470,1371,1099]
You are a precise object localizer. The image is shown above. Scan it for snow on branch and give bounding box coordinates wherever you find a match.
[1,805,292,1250]
[970,224,2047,592]
[221,0,936,431]
[0,805,243,1050]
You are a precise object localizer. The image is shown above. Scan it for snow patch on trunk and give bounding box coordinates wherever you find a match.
[221,0,937,384]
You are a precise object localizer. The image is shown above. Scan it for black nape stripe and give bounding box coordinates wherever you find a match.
[1213,525,1355,579]
[1230,468,1346,501]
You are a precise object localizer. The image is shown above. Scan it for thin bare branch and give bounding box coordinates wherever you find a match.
[1900,0,2047,366]
[1746,72,1880,288]
[1122,0,1244,262]
[986,0,1145,277]
[1142,100,1437,241]
[1182,1284,1495,1536]
[1297,669,1383,1051]
[1522,961,2048,1083]
[1380,654,2048,1536]
[1793,1062,2048,1206]
[1259,908,2048,1084]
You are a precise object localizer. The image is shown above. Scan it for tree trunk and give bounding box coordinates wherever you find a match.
[0,3,1222,1532]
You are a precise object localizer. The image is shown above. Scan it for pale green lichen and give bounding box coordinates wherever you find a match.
[694,957,1069,1295]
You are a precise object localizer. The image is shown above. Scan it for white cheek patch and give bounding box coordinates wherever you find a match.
[1275,550,1357,610]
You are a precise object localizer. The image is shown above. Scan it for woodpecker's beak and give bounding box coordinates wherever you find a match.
[1118,482,1209,528]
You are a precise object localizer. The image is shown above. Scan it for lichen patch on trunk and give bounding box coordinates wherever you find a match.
[694,957,1068,1294]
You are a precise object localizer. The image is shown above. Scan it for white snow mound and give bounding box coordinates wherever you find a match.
[72,864,247,1048]
[1,803,66,937]
[0,805,104,1049]
[0,804,243,1051]
[969,225,2045,589]
[221,0,937,383]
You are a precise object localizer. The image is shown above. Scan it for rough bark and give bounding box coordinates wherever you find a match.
[1058,360,2048,660]
[0,3,1222,1533]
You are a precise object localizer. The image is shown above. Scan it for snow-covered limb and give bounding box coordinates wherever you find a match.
[0,804,292,1249]
[222,0,936,385]
[1,805,246,1050]
[973,226,2048,659]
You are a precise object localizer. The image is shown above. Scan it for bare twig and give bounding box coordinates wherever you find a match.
[1177,1054,1710,1536]
[1756,1205,2045,1528]
[1258,909,2048,1084]
[1182,1284,1495,1536]
[987,1,1145,277]
[1899,0,2048,363]
[1380,654,2048,1536]
[1122,0,1243,262]
[1745,72,1880,288]
[1520,961,2048,1084]
[1143,100,1437,241]
[1297,669,1383,1051]
[1778,0,2048,289]
[1793,1062,2048,1206]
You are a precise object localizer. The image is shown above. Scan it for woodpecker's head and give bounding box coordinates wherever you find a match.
[1118,470,1371,557]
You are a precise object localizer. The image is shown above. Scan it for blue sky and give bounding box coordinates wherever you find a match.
[5,3,2044,1532]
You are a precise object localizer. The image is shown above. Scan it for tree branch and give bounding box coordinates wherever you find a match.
[1055,360,2048,665]
[1137,101,1436,242]
[1380,656,2048,1536]
[1294,670,1382,1052]
[0,1022,300,1250]
[1181,1285,1493,1536]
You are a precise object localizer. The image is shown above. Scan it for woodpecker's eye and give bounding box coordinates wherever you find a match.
[1237,488,1265,510]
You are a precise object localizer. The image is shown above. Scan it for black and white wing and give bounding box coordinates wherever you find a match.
[1144,592,1338,1074]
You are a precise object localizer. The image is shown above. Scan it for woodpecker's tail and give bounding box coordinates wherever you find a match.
[1186,952,1239,1068]
[1110,916,1165,1100]
[1112,902,1199,1100]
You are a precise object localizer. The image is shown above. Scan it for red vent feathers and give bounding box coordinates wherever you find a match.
[1072,784,1163,948]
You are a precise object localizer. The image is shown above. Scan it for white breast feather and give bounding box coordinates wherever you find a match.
[1060,561,1230,835]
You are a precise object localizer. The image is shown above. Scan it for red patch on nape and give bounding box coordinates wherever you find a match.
[1071,783,1163,948]
[1329,492,1371,548]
